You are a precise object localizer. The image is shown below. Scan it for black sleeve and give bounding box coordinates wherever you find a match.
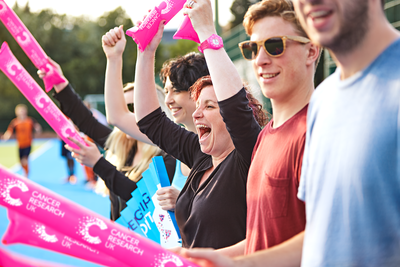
[93,157,137,201]
[137,108,202,169]
[53,84,112,148]
[162,153,176,184]
[218,88,261,165]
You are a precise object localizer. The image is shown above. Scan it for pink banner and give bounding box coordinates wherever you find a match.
[3,210,128,267]
[0,0,66,92]
[0,166,198,267]
[0,246,72,267]
[0,42,86,150]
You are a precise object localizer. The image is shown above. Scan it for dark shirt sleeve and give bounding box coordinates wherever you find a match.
[218,88,261,165]
[93,157,137,201]
[93,153,176,201]
[138,108,202,169]
[53,84,112,148]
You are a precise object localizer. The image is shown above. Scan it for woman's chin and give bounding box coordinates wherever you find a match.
[200,145,212,155]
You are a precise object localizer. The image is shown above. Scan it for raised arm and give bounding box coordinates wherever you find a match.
[133,22,165,122]
[38,59,112,147]
[102,26,154,144]
[183,0,243,101]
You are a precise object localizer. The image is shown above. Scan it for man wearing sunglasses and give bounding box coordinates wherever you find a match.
[234,0,320,257]
[177,0,319,263]
[182,0,400,266]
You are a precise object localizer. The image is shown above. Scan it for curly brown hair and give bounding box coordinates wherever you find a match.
[243,0,308,38]
[190,76,269,127]
[160,52,210,93]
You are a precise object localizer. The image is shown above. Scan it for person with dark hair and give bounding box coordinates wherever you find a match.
[103,26,210,212]
[160,53,209,132]
[120,4,266,247]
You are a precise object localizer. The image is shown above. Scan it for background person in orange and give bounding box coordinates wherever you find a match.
[2,104,42,177]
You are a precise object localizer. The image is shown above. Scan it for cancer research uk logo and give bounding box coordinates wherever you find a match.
[154,253,185,267]
[77,216,107,244]
[34,223,58,243]
[0,178,28,207]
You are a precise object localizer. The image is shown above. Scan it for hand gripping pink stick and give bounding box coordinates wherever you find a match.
[3,210,129,267]
[0,42,86,150]
[0,0,66,92]
[0,166,199,267]
[126,0,187,52]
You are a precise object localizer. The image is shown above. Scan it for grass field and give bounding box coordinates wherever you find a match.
[0,139,47,168]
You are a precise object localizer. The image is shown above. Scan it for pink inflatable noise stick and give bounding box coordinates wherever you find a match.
[0,166,200,267]
[3,210,129,267]
[0,0,66,92]
[126,0,186,52]
[0,246,73,267]
[0,42,86,150]
[173,15,200,43]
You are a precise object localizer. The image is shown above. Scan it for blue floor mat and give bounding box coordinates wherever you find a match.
[0,139,111,266]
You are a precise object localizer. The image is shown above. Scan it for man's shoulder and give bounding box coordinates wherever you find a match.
[371,38,400,76]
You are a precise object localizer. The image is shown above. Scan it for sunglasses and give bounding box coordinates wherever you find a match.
[238,35,310,60]
[127,103,134,113]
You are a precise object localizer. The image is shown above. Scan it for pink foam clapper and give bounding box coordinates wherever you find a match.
[126,0,186,52]
[0,0,66,92]
[173,14,200,43]
[0,42,86,150]
[3,210,129,267]
[0,245,73,267]
[0,166,200,267]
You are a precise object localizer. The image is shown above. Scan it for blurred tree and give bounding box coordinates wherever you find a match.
[228,0,260,30]
[0,4,136,132]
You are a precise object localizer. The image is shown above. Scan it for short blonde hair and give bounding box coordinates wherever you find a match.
[15,104,27,113]
[243,0,307,38]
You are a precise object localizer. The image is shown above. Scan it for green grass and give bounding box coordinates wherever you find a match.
[0,140,46,168]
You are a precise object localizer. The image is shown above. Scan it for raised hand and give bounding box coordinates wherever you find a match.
[102,25,126,59]
[137,19,166,55]
[37,57,69,93]
[182,0,215,41]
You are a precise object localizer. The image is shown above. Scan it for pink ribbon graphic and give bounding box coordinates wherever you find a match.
[0,0,66,92]
[0,42,86,150]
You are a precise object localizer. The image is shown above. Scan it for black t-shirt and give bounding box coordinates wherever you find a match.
[138,88,261,248]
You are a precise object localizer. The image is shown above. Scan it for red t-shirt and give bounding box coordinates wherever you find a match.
[244,105,307,254]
